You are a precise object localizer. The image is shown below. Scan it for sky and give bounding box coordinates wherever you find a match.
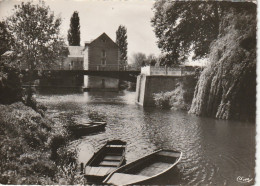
[0,0,161,62]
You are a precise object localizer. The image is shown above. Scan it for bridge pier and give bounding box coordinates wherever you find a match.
[136,74,194,107]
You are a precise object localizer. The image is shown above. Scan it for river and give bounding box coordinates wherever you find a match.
[36,90,255,185]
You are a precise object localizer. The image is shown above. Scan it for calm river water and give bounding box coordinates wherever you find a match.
[36,90,255,185]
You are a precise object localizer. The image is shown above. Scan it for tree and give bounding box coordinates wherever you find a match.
[188,2,256,121]
[68,11,80,46]
[6,1,67,107]
[151,1,221,64]
[116,25,128,66]
[131,52,146,69]
[6,1,66,70]
[0,63,23,104]
[0,21,13,57]
[146,54,157,66]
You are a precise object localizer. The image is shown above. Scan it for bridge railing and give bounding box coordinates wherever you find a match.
[88,64,140,71]
[141,66,195,76]
[31,64,140,71]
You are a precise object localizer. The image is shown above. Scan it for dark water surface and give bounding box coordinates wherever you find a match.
[37,90,255,185]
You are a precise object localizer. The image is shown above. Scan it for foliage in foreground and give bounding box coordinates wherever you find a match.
[0,102,85,184]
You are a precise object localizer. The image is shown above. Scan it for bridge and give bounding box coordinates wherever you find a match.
[21,65,197,91]
[21,65,140,83]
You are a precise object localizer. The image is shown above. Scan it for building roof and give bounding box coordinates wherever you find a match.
[84,32,118,50]
[68,46,84,58]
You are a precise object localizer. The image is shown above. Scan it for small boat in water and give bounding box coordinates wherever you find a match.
[84,140,127,183]
[103,149,182,185]
[67,121,106,136]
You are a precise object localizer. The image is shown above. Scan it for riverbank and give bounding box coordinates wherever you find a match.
[0,102,84,184]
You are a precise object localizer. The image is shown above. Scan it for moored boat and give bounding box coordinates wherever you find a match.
[83,140,127,183]
[103,149,182,185]
[67,121,106,136]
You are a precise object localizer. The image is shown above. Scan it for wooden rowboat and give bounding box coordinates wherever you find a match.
[103,149,182,185]
[84,140,127,183]
[67,121,106,136]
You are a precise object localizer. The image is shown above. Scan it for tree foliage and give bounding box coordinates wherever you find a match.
[189,2,256,121]
[0,63,23,104]
[131,53,160,69]
[0,21,13,56]
[67,11,80,46]
[116,25,128,65]
[6,1,67,70]
[131,52,146,69]
[151,1,221,64]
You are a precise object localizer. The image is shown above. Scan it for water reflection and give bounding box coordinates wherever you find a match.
[36,90,255,185]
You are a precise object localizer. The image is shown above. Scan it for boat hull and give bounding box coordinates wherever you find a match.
[67,122,106,136]
[103,149,182,186]
[84,140,127,184]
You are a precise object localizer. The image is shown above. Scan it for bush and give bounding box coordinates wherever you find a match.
[153,91,173,109]
[0,102,77,184]
[153,82,194,110]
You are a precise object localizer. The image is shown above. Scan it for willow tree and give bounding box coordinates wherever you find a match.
[116,25,128,66]
[189,2,256,121]
[68,11,80,46]
[6,1,67,106]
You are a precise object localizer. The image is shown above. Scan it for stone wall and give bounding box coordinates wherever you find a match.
[136,75,196,107]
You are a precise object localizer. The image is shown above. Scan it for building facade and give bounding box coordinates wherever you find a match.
[63,46,84,70]
[83,33,121,91]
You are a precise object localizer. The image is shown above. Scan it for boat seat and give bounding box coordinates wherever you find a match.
[85,166,114,177]
[157,151,180,158]
[99,160,120,167]
[107,145,125,148]
[106,173,149,185]
[104,155,122,161]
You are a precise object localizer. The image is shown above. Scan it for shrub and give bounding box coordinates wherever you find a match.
[0,102,77,184]
[153,82,193,110]
[153,91,173,109]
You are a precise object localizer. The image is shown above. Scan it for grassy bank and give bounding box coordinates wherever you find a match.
[0,102,84,184]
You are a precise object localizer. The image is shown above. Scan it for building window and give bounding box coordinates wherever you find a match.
[101,50,106,57]
[101,58,106,65]
[101,50,106,65]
